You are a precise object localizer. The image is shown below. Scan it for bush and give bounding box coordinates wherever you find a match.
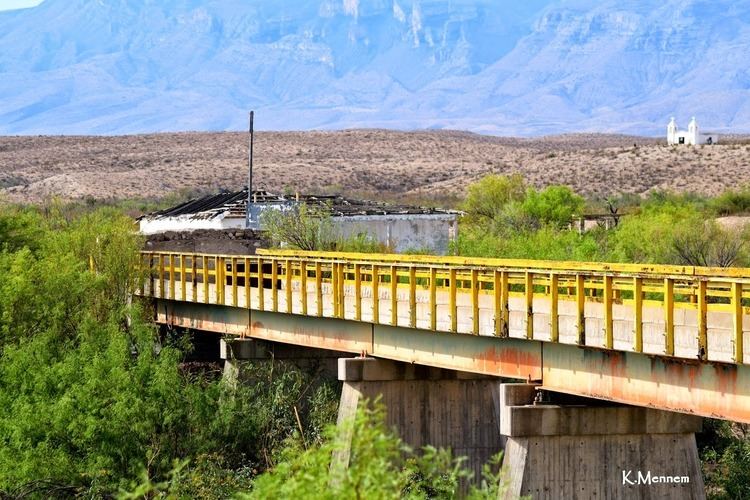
[521,185,584,230]
[710,186,750,216]
[456,225,603,262]
[461,174,526,225]
[240,402,505,499]
[0,207,341,497]
[609,202,749,266]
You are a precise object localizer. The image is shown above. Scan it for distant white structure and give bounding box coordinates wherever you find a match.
[667,117,719,145]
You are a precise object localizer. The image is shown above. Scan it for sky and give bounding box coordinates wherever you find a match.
[0,0,43,11]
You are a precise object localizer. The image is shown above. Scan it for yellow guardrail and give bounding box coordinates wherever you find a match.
[140,249,750,365]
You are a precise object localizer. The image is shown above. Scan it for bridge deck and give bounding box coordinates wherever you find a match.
[139,249,750,422]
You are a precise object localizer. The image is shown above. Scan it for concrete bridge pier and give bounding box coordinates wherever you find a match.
[336,356,504,482]
[219,338,342,388]
[500,383,705,500]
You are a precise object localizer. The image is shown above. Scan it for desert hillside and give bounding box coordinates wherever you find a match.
[1,130,749,205]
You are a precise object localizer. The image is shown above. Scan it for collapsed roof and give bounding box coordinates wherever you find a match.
[141,189,460,221]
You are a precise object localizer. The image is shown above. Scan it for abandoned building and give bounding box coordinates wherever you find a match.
[138,189,461,254]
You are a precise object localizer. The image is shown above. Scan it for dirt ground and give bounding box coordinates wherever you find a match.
[2,130,750,205]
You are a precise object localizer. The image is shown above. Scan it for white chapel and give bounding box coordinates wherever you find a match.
[667,117,719,145]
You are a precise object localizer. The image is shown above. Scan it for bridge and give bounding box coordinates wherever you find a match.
[139,248,750,498]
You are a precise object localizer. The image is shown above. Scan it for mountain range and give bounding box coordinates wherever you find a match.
[1,0,749,135]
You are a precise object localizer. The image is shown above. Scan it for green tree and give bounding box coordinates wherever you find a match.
[521,185,584,229]
[462,174,526,226]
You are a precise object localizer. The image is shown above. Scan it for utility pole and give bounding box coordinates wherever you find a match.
[247,111,255,227]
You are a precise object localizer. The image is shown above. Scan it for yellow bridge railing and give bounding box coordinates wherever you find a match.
[139,249,750,366]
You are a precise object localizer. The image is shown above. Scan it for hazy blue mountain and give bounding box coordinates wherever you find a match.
[0,0,748,135]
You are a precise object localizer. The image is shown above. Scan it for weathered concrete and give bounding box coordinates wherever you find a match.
[219,337,344,387]
[500,384,705,500]
[336,357,504,482]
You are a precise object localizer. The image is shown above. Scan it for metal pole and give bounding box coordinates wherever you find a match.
[248,110,254,196]
[247,111,254,227]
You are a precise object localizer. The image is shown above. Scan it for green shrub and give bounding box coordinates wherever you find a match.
[521,185,584,229]
[461,174,526,225]
[710,186,750,216]
[240,403,505,500]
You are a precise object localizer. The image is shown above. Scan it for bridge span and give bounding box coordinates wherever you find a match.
[140,248,750,497]
[140,248,750,423]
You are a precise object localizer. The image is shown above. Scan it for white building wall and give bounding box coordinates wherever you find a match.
[332,214,459,255]
[139,214,245,235]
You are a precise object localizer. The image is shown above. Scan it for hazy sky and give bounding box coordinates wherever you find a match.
[0,0,43,11]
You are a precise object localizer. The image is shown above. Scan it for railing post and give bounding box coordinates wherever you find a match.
[471,269,480,335]
[315,262,322,317]
[271,259,279,312]
[300,261,308,315]
[244,257,251,309]
[550,273,559,342]
[257,257,265,312]
[525,272,534,340]
[390,265,398,326]
[698,280,707,360]
[664,278,674,356]
[202,255,209,304]
[355,263,362,321]
[338,262,346,318]
[217,256,225,306]
[331,262,338,317]
[191,255,197,303]
[286,260,293,314]
[169,254,176,301]
[449,268,457,332]
[576,274,586,345]
[180,255,187,301]
[232,257,239,307]
[733,282,744,364]
[409,266,417,329]
[604,275,613,349]
[633,277,643,353]
[429,267,437,331]
[158,254,165,299]
[372,264,380,324]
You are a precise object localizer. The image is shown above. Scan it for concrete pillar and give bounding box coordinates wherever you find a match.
[336,357,504,482]
[500,383,705,500]
[219,337,343,385]
[220,338,272,388]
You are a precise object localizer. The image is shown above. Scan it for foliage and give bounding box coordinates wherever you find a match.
[242,402,505,500]
[709,185,750,216]
[261,203,339,251]
[699,419,750,500]
[456,225,603,262]
[461,174,526,225]
[520,185,585,230]
[262,202,390,253]
[609,202,748,267]
[0,207,341,498]
[461,175,584,237]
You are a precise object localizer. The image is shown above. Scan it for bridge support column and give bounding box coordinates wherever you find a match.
[219,338,343,388]
[500,383,705,500]
[336,357,503,481]
[220,338,272,388]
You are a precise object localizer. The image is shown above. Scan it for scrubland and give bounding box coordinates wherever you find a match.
[2,130,750,205]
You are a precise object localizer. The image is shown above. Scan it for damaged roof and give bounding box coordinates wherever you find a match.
[141,189,459,221]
